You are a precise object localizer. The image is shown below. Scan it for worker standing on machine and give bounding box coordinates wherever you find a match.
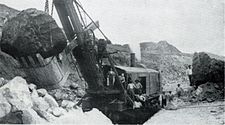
[107,68,116,88]
[119,73,126,88]
[134,79,143,95]
[127,77,136,101]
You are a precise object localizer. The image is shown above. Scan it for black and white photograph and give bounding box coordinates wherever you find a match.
[0,0,224,124]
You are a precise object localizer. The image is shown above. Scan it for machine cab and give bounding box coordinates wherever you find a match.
[103,65,161,96]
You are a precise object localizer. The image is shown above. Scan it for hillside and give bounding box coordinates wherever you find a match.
[140,41,224,91]
[140,41,181,55]
[140,41,192,91]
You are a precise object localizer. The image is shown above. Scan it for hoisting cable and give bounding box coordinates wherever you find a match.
[75,1,86,27]
[77,0,87,25]
[73,0,109,41]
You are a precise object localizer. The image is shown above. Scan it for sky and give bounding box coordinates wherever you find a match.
[0,0,224,59]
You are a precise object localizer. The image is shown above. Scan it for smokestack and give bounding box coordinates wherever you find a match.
[130,53,136,67]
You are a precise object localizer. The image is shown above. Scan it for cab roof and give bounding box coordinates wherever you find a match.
[115,65,159,73]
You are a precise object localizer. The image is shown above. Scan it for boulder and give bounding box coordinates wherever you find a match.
[43,94,59,108]
[21,108,47,124]
[29,83,39,98]
[28,83,37,91]
[61,100,76,110]
[76,88,85,97]
[0,8,67,58]
[192,52,224,86]
[37,88,47,97]
[52,107,66,117]
[0,76,33,111]
[32,97,50,112]
[35,109,55,122]
[0,94,11,118]
[0,77,7,87]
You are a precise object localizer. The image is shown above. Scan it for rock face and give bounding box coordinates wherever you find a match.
[1,8,67,58]
[192,52,225,86]
[140,41,192,91]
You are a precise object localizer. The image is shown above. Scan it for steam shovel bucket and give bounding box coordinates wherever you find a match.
[15,53,70,89]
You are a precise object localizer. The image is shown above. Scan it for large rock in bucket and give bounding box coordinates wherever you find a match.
[0,8,67,58]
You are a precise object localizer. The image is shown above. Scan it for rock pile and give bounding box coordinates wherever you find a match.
[189,82,224,102]
[0,76,113,124]
[189,52,225,102]
[0,76,74,124]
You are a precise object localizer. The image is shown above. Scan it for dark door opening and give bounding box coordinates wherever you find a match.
[139,76,146,94]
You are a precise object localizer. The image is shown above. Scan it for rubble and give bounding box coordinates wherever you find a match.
[48,88,77,103]
[0,77,58,123]
[61,100,76,111]
[189,82,224,102]
[0,76,113,124]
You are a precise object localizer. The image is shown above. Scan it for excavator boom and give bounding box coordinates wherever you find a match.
[53,0,105,91]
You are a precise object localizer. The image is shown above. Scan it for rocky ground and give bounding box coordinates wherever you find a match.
[144,101,225,125]
[0,76,112,124]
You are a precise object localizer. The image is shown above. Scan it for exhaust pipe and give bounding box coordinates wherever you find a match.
[130,53,135,67]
